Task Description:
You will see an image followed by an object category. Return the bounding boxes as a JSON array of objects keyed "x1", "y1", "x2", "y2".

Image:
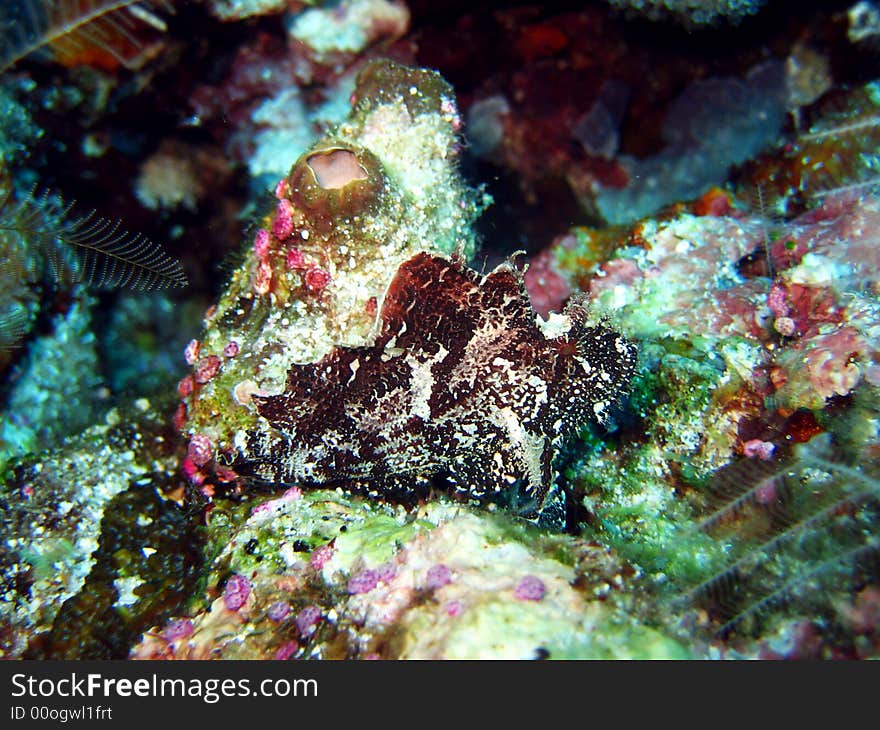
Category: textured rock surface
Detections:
[{"x1": 132, "y1": 491, "x2": 687, "y2": 660}]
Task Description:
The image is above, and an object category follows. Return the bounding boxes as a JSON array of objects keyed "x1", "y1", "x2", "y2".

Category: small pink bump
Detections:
[
  {"x1": 172, "y1": 402, "x2": 187, "y2": 432},
  {"x1": 310, "y1": 544, "x2": 334, "y2": 570},
  {"x1": 184, "y1": 338, "x2": 200, "y2": 365},
  {"x1": 743, "y1": 438, "x2": 775, "y2": 461},
  {"x1": 194, "y1": 355, "x2": 221, "y2": 384},
  {"x1": 181, "y1": 457, "x2": 204, "y2": 486},
  {"x1": 274, "y1": 178, "x2": 290, "y2": 200},
  {"x1": 275, "y1": 640, "x2": 299, "y2": 660},
  {"x1": 253, "y1": 228, "x2": 271, "y2": 259},
  {"x1": 267, "y1": 601, "x2": 291, "y2": 622},
  {"x1": 445, "y1": 600, "x2": 463, "y2": 617},
  {"x1": 305, "y1": 266, "x2": 331, "y2": 293},
  {"x1": 177, "y1": 375, "x2": 194, "y2": 398},
  {"x1": 768, "y1": 281, "x2": 789, "y2": 318},
  {"x1": 223, "y1": 574, "x2": 251, "y2": 611},
  {"x1": 273, "y1": 199, "x2": 294, "y2": 240},
  {"x1": 773, "y1": 316, "x2": 796, "y2": 337},
  {"x1": 376, "y1": 562, "x2": 397, "y2": 583},
  {"x1": 347, "y1": 569, "x2": 378, "y2": 595},
  {"x1": 425, "y1": 564, "x2": 452, "y2": 590},
  {"x1": 514, "y1": 575, "x2": 546, "y2": 601},
  {"x1": 254, "y1": 259, "x2": 273, "y2": 295},
  {"x1": 286, "y1": 247, "x2": 305, "y2": 270},
  {"x1": 295, "y1": 606, "x2": 322, "y2": 636},
  {"x1": 187, "y1": 433, "x2": 214, "y2": 467},
  {"x1": 162, "y1": 618, "x2": 194, "y2": 642},
  {"x1": 223, "y1": 340, "x2": 240, "y2": 358},
  {"x1": 214, "y1": 466, "x2": 239, "y2": 484}
]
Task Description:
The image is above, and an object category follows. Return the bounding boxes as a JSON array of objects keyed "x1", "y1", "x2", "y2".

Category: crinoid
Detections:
[
  {"x1": 0, "y1": 186, "x2": 187, "y2": 291},
  {"x1": 0, "y1": 0, "x2": 174, "y2": 73}
]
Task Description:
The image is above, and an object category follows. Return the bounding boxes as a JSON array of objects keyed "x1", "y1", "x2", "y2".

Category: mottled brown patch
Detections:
[{"x1": 236, "y1": 252, "x2": 637, "y2": 514}]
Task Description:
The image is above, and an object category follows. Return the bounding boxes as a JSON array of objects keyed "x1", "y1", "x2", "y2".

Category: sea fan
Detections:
[
  {"x1": 0, "y1": 186, "x2": 187, "y2": 290},
  {"x1": 0, "y1": 0, "x2": 174, "y2": 73}
]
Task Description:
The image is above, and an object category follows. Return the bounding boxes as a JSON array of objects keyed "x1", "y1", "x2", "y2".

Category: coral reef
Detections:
[
  {"x1": 288, "y1": 0, "x2": 410, "y2": 64},
  {"x1": 132, "y1": 491, "x2": 686, "y2": 659},
  {"x1": 739, "y1": 81, "x2": 880, "y2": 216},
  {"x1": 526, "y1": 182, "x2": 880, "y2": 651},
  {"x1": 179, "y1": 59, "x2": 490, "y2": 476},
  {"x1": 1, "y1": 298, "x2": 102, "y2": 460},
  {"x1": 0, "y1": 0, "x2": 877, "y2": 663},
  {"x1": 1, "y1": 398, "x2": 199, "y2": 659}
]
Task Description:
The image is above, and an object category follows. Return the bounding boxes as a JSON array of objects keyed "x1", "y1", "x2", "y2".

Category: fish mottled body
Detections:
[{"x1": 235, "y1": 252, "x2": 636, "y2": 512}]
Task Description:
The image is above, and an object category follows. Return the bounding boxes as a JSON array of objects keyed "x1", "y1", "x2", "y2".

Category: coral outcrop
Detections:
[{"x1": 179, "y1": 59, "x2": 490, "y2": 482}]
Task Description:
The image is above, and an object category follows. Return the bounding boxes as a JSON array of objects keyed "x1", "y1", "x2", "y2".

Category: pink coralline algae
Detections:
[
  {"x1": 177, "y1": 375, "x2": 194, "y2": 398},
  {"x1": 347, "y1": 569, "x2": 379, "y2": 595},
  {"x1": 286, "y1": 247, "x2": 305, "y2": 270},
  {"x1": 767, "y1": 281, "x2": 789, "y2": 318},
  {"x1": 445, "y1": 600, "x2": 464, "y2": 617},
  {"x1": 274, "y1": 640, "x2": 299, "y2": 661},
  {"x1": 223, "y1": 574, "x2": 251, "y2": 611},
  {"x1": 253, "y1": 228, "x2": 271, "y2": 259},
  {"x1": 194, "y1": 355, "x2": 222, "y2": 384},
  {"x1": 523, "y1": 248, "x2": 572, "y2": 317},
  {"x1": 425, "y1": 564, "x2": 452, "y2": 590},
  {"x1": 514, "y1": 575, "x2": 546, "y2": 601},
  {"x1": 173, "y1": 402, "x2": 188, "y2": 432},
  {"x1": 310, "y1": 543, "x2": 334, "y2": 570},
  {"x1": 249, "y1": 486, "x2": 302, "y2": 517},
  {"x1": 254, "y1": 259, "x2": 273, "y2": 295},
  {"x1": 375, "y1": 562, "x2": 397, "y2": 584},
  {"x1": 573, "y1": 190, "x2": 880, "y2": 414},
  {"x1": 295, "y1": 606, "x2": 322, "y2": 636},
  {"x1": 214, "y1": 466, "x2": 239, "y2": 483},
  {"x1": 304, "y1": 266, "x2": 331, "y2": 293},
  {"x1": 162, "y1": 618, "x2": 194, "y2": 643},
  {"x1": 267, "y1": 601, "x2": 291, "y2": 622},
  {"x1": 805, "y1": 330, "x2": 863, "y2": 400},
  {"x1": 187, "y1": 434, "x2": 214, "y2": 467},
  {"x1": 184, "y1": 338, "x2": 200, "y2": 365},
  {"x1": 272, "y1": 199, "x2": 295, "y2": 240},
  {"x1": 742, "y1": 439, "x2": 775, "y2": 461},
  {"x1": 181, "y1": 457, "x2": 205, "y2": 486}
]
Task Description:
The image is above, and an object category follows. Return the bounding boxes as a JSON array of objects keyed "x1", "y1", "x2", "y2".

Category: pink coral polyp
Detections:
[
  {"x1": 223, "y1": 574, "x2": 251, "y2": 611},
  {"x1": 253, "y1": 228, "x2": 271, "y2": 259},
  {"x1": 305, "y1": 267, "x2": 331, "y2": 293},
  {"x1": 273, "y1": 199, "x2": 295, "y2": 240},
  {"x1": 194, "y1": 355, "x2": 222, "y2": 384},
  {"x1": 187, "y1": 433, "x2": 214, "y2": 467}
]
